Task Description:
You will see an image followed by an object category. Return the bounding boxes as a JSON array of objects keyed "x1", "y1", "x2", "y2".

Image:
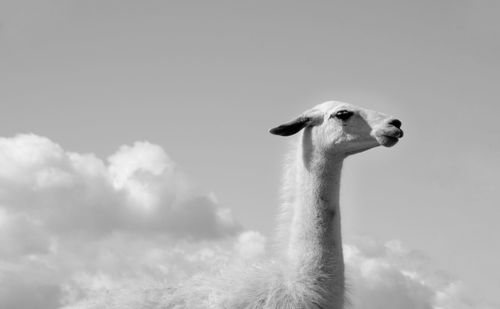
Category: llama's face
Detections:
[
  {"x1": 269, "y1": 101, "x2": 403, "y2": 157},
  {"x1": 314, "y1": 102, "x2": 404, "y2": 155}
]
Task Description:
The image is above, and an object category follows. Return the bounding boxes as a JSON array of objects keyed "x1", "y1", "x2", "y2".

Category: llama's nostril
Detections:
[{"x1": 388, "y1": 119, "x2": 402, "y2": 129}]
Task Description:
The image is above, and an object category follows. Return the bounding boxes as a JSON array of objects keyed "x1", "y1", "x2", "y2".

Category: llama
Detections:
[
  {"x1": 171, "y1": 101, "x2": 403, "y2": 309},
  {"x1": 64, "y1": 101, "x2": 403, "y2": 309},
  {"x1": 264, "y1": 101, "x2": 403, "y2": 308}
]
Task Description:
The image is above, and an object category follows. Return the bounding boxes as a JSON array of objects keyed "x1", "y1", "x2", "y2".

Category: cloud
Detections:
[
  {"x1": 0, "y1": 134, "x2": 240, "y2": 240},
  {"x1": 345, "y1": 238, "x2": 496, "y2": 309},
  {"x1": 0, "y1": 134, "x2": 494, "y2": 309},
  {"x1": 63, "y1": 237, "x2": 494, "y2": 309},
  {"x1": 235, "y1": 230, "x2": 267, "y2": 261},
  {"x1": 0, "y1": 134, "x2": 242, "y2": 309}
]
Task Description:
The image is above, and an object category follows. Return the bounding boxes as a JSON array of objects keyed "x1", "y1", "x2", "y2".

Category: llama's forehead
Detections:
[{"x1": 314, "y1": 101, "x2": 359, "y2": 113}]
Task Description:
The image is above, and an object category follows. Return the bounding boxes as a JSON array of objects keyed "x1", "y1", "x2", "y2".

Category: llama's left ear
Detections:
[{"x1": 269, "y1": 113, "x2": 322, "y2": 136}]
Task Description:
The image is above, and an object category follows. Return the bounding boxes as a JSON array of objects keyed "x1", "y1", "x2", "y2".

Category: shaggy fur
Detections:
[
  {"x1": 66, "y1": 101, "x2": 403, "y2": 309},
  {"x1": 165, "y1": 101, "x2": 403, "y2": 309}
]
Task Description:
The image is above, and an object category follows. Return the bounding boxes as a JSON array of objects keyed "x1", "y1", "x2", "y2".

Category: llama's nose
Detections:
[{"x1": 387, "y1": 118, "x2": 402, "y2": 129}]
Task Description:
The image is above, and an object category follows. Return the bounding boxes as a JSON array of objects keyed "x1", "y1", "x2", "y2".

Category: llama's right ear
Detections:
[{"x1": 269, "y1": 115, "x2": 320, "y2": 136}]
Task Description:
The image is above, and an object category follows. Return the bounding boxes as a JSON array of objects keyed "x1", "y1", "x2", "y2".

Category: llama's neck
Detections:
[{"x1": 284, "y1": 129, "x2": 345, "y2": 303}]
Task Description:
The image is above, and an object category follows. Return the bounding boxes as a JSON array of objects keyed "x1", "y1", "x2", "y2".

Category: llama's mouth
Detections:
[
  {"x1": 379, "y1": 135, "x2": 400, "y2": 147},
  {"x1": 376, "y1": 129, "x2": 404, "y2": 147}
]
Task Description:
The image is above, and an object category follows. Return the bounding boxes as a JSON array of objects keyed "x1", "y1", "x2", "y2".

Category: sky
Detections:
[{"x1": 0, "y1": 0, "x2": 499, "y2": 308}]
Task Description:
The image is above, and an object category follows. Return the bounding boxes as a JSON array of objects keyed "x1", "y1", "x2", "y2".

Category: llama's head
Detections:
[{"x1": 269, "y1": 101, "x2": 403, "y2": 157}]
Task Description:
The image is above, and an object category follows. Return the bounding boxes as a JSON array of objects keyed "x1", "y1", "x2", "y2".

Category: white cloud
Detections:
[
  {"x1": 0, "y1": 134, "x2": 242, "y2": 309},
  {"x1": 0, "y1": 134, "x2": 494, "y2": 309},
  {"x1": 235, "y1": 230, "x2": 267, "y2": 261},
  {"x1": 345, "y1": 238, "x2": 497, "y2": 309},
  {"x1": 0, "y1": 134, "x2": 240, "y2": 239},
  {"x1": 63, "y1": 237, "x2": 495, "y2": 309}
]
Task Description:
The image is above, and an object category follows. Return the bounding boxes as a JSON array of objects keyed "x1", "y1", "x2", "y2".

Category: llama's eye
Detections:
[{"x1": 332, "y1": 110, "x2": 353, "y2": 121}]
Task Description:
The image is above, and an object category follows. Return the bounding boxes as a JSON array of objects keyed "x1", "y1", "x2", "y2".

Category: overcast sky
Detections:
[{"x1": 1, "y1": 1, "x2": 499, "y2": 308}]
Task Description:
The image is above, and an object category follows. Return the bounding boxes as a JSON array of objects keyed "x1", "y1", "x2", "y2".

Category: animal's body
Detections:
[
  {"x1": 63, "y1": 101, "x2": 404, "y2": 309},
  {"x1": 171, "y1": 101, "x2": 404, "y2": 309}
]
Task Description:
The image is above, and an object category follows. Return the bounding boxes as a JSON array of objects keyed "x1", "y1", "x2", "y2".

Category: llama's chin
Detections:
[{"x1": 376, "y1": 135, "x2": 400, "y2": 147}]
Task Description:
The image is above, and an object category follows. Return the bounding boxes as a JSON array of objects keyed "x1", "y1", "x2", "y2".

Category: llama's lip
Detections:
[
  {"x1": 374, "y1": 127, "x2": 403, "y2": 147},
  {"x1": 385, "y1": 129, "x2": 404, "y2": 139},
  {"x1": 381, "y1": 135, "x2": 399, "y2": 146},
  {"x1": 382, "y1": 133, "x2": 403, "y2": 140}
]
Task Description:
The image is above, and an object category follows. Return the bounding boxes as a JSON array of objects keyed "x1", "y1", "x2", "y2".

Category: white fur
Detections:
[
  {"x1": 165, "y1": 101, "x2": 403, "y2": 309},
  {"x1": 66, "y1": 101, "x2": 403, "y2": 309}
]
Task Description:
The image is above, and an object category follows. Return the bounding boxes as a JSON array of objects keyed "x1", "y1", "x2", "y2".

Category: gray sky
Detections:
[{"x1": 1, "y1": 0, "x2": 499, "y2": 306}]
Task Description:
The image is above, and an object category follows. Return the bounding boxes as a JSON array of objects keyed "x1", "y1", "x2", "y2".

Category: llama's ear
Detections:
[{"x1": 269, "y1": 115, "x2": 321, "y2": 136}]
